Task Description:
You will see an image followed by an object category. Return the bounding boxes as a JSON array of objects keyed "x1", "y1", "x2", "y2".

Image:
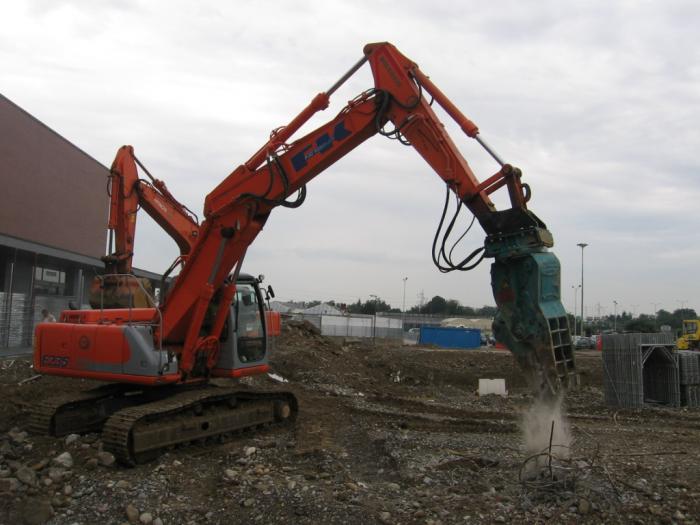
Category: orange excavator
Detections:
[{"x1": 31, "y1": 42, "x2": 576, "y2": 464}]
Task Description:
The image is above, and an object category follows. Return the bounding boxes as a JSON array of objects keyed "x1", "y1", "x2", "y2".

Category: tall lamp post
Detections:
[
  {"x1": 577, "y1": 243, "x2": 588, "y2": 336},
  {"x1": 651, "y1": 302, "x2": 660, "y2": 317},
  {"x1": 401, "y1": 277, "x2": 408, "y2": 330},
  {"x1": 571, "y1": 284, "x2": 581, "y2": 336},
  {"x1": 613, "y1": 300, "x2": 618, "y2": 332},
  {"x1": 370, "y1": 294, "x2": 378, "y2": 342}
]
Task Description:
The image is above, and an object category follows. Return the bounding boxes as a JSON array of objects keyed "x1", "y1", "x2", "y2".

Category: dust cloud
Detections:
[{"x1": 521, "y1": 395, "x2": 571, "y2": 472}]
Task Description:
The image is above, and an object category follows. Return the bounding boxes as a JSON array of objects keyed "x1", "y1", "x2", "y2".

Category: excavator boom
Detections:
[{"x1": 161, "y1": 42, "x2": 576, "y2": 391}]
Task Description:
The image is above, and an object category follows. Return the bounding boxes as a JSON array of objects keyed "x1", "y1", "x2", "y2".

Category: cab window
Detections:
[{"x1": 234, "y1": 283, "x2": 265, "y2": 362}]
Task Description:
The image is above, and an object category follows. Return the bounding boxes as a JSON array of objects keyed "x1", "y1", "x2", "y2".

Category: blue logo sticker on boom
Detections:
[{"x1": 291, "y1": 120, "x2": 352, "y2": 171}]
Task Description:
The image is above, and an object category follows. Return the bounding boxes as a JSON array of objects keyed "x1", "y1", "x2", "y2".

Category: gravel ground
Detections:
[{"x1": 0, "y1": 324, "x2": 699, "y2": 525}]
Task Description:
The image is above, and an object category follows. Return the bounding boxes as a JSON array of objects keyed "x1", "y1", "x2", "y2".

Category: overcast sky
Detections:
[{"x1": 3, "y1": 0, "x2": 698, "y2": 316}]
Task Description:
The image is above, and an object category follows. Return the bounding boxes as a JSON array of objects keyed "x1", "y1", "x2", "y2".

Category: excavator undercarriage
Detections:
[{"x1": 29, "y1": 384, "x2": 297, "y2": 465}]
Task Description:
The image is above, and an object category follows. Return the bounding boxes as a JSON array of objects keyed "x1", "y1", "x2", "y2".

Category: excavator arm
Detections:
[
  {"x1": 93, "y1": 146, "x2": 201, "y2": 309},
  {"x1": 105, "y1": 145, "x2": 200, "y2": 275},
  {"x1": 158, "y1": 42, "x2": 576, "y2": 393}
]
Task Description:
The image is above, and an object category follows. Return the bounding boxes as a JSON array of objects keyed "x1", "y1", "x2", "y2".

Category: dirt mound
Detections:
[{"x1": 284, "y1": 319, "x2": 322, "y2": 336}]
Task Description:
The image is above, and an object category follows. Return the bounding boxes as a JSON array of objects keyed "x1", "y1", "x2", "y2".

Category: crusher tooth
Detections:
[{"x1": 29, "y1": 386, "x2": 297, "y2": 465}]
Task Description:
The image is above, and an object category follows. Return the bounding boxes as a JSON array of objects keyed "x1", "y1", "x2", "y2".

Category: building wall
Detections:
[
  {"x1": 0, "y1": 95, "x2": 166, "y2": 350},
  {"x1": 0, "y1": 94, "x2": 108, "y2": 258}
]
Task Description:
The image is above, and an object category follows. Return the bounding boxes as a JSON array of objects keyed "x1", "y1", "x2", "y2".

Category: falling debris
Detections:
[{"x1": 520, "y1": 395, "x2": 572, "y2": 478}]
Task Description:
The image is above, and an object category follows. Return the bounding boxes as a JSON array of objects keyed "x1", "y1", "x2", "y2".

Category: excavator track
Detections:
[
  {"x1": 102, "y1": 387, "x2": 297, "y2": 466},
  {"x1": 27, "y1": 384, "x2": 137, "y2": 437}
]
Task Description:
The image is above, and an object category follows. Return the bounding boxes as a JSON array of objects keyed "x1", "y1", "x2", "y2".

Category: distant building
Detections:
[
  {"x1": 269, "y1": 301, "x2": 343, "y2": 316},
  {"x1": 0, "y1": 94, "x2": 160, "y2": 350},
  {"x1": 301, "y1": 303, "x2": 343, "y2": 316},
  {"x1": 270, "y1": 301, "x2": 303, "y2": 313},
  {"x1": 440, "y1": 317, "x2": 493, "y2": 332}
]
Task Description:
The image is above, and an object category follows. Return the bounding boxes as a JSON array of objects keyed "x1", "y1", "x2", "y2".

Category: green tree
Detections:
[
  {"x1": 406, "y1": 299, "x2": 494, "y2": 316},
  {"x1": 624, "y1": 317, "x2": 657, "y2": 333},
  {"x1": 347, "y1": 299, "x2": 363, "y2": 314},
  {"x1": 424, "y1": 295, "x2": 447, "y2": 314},
  {"x1": 347, "y1": 297, "x2": 392, "y2": 315},
  {"x1": 656, "y1": 308, "x2": 698, "y2": 331},
  {"x1": 475, "y1": 305, "x2": 498, "y2": 317},
  {"x1": 675, "y1": 308, "x2": 698, "y2": 321},
  {"x1": 461, "y1": 305, "x2": 476, "y2": 316},
  {"x1": 445, "y1": 299, "x2": 462, "y2": 315}
]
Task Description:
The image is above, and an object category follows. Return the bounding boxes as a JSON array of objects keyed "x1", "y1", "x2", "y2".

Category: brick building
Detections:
[{"x1": 0, "y1": 94, "x2": 159, "y2": 350}]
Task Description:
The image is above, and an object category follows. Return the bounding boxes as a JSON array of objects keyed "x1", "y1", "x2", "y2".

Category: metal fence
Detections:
[
  {"x1": 601, "y1": 332, "x2": 679, "y2": 409},
  {"x1": 2, "y1": 300, "x2": 406, "y2": 349},
  {"x1": 678, "y1": 351, "x2": 700, "y2": 407},
  {"x1": 0, "y1": 292, "x2": 77, "y2": 348},
  {"x1": 287, "y1": 313, "x2": 404, "y2": 340}
]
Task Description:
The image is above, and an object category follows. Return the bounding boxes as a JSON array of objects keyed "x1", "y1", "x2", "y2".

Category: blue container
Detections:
[{"x1": 419, "y1": 326, "x2": 481, "y2": 349}]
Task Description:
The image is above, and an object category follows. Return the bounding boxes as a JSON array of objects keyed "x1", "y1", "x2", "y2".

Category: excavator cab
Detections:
[{"x1": 212, "y1": 273, "x2": 271, "y2": 377}]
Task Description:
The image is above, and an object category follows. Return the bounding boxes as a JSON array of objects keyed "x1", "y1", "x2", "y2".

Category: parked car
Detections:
[
  {"x1": 574, "y1": 337, "x2": 595, "y2": 350},
  {"x1": 479, "y1": 334, "x2": 496, "y2": 346}
]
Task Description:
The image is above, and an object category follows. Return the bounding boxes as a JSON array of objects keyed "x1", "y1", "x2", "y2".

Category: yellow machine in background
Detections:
[{"x1": 678, "y1": 320, "x2": 700, "y2": 350}]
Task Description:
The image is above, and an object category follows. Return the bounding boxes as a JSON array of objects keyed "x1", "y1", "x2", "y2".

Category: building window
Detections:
[{"x1": 34, "y1": 266, "x2": 67, "y2": 295}]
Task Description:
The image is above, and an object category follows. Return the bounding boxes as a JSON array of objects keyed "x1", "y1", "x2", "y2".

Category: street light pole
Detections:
[
  {"x1": 651, "y1": 302, "x2": 660, "y2": 316},
  {"x1": 577, "y1": 243, "x2": 588, "y2": 336},
  {"x1": 402, "y1": 277, "x2": 408, "y2": 314},
  {"x1": 613, "y1": 300, "x2": 618, "y2": 332},
  {"x1": 402, "y1": 277, "x2": 408, "y2": 332},
  {"x1": 571, "y1": 284, "x2": 580, "y2": 336},
  {"x1": 370, "y1": 294, "x2": 378, "y2": 342}
]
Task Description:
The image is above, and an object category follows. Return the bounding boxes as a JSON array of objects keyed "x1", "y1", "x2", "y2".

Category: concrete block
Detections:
[{"x1": 478, "y1": 378, "x2": 507, "y2": 397}]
